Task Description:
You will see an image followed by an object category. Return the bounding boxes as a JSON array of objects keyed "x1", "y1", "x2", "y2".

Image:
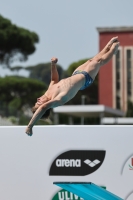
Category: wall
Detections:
[{"x1": 0, "y1": 125, "x2": 133, "y2": 200}]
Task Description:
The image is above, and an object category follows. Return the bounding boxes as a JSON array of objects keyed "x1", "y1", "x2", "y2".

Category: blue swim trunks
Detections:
[{"x1": 72, "y1": 70, "x2": 93, "y2": 90}]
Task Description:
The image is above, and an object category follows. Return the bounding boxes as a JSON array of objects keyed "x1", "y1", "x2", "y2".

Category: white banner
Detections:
[{"x1": 0, "y1": 125, "x2": 133, "y2": 200}]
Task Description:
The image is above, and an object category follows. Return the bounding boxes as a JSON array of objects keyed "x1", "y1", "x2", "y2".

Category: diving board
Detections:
[{"x1": 54, "y1": 182, "x2": 123, "y2": 200}]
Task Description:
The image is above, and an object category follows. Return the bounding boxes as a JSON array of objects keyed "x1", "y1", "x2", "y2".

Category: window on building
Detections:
[
  {"x1": 116, "y1": 50, "x2": 120, "y2": 69},
  {"x1": 126, "y1": 49, "x2": 132, "y2": 97},
  {"x1": 115, "y1": 50, "x2": 121, "y2": 109},
  {"x1": 116, "y1": 96, "x2": 120, "y2": 109},
  {"x1": 115, "y1": 50, "x2": 120, "y2": 91}
]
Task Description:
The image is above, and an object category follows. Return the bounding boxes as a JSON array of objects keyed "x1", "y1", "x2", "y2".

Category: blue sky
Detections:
[{"x1": 0, "y1": 0, "x2": 133, "y2": 76}]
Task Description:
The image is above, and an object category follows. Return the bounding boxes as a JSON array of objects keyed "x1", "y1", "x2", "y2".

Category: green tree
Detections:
[
  {"x1": 0, "y1": 15, "x2": 39, "y2": 67},
  {"x1": 0, "y1": 76, "x2": 46, "y2": 111},
  {"x1": 25, "y1": 63, "x2": 68, "y2": 86},
  {"x1": 10, "y1": 66, "x2": 23, "y2": 75}
]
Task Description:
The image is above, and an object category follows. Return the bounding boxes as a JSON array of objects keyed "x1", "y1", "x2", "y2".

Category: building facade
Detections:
[{"x1": 97, "y1": 27, "x2": 133, "y2": 112}]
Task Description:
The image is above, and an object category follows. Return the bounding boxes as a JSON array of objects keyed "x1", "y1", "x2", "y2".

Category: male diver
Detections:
[{"x1": 26, "y1": 37, "x2": 119, "y2": 136}]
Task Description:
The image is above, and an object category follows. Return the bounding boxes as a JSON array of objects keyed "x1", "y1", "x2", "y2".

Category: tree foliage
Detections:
[
  {"x1": 25, "y1": 63, "x2": 68, "y2": 86},
  {"x1": 0, "y1": 76, "x2": 46, "y2": 109},
  {"x1": 0, "y1": 15, "x2": 39, "y2": 67}
]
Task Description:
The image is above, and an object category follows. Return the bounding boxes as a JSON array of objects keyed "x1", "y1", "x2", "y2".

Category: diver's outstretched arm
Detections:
[{"x1": 25, "y1": 99, "x2": 60, "y2": 136}]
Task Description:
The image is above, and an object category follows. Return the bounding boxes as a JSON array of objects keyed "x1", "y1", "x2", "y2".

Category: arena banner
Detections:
[{"x1": 0, "y1": 125, "x2": 133, "y2": 200}]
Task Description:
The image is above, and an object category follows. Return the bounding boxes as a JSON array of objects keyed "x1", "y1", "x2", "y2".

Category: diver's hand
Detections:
[
  {"x1": 25, "y1": 126, "x2": 33, "y2": 136},
  {"x1": 51, "y1": 57, "x2": 58, "y2": 64}
]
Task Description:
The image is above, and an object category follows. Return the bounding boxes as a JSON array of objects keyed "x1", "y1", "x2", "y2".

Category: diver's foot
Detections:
[
  {"x1": 111, "y1": 41, "x2": 120, "y2": 55},
  {"x1": 106, "y1": 36, "x2": 119, "y2": 52}
]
